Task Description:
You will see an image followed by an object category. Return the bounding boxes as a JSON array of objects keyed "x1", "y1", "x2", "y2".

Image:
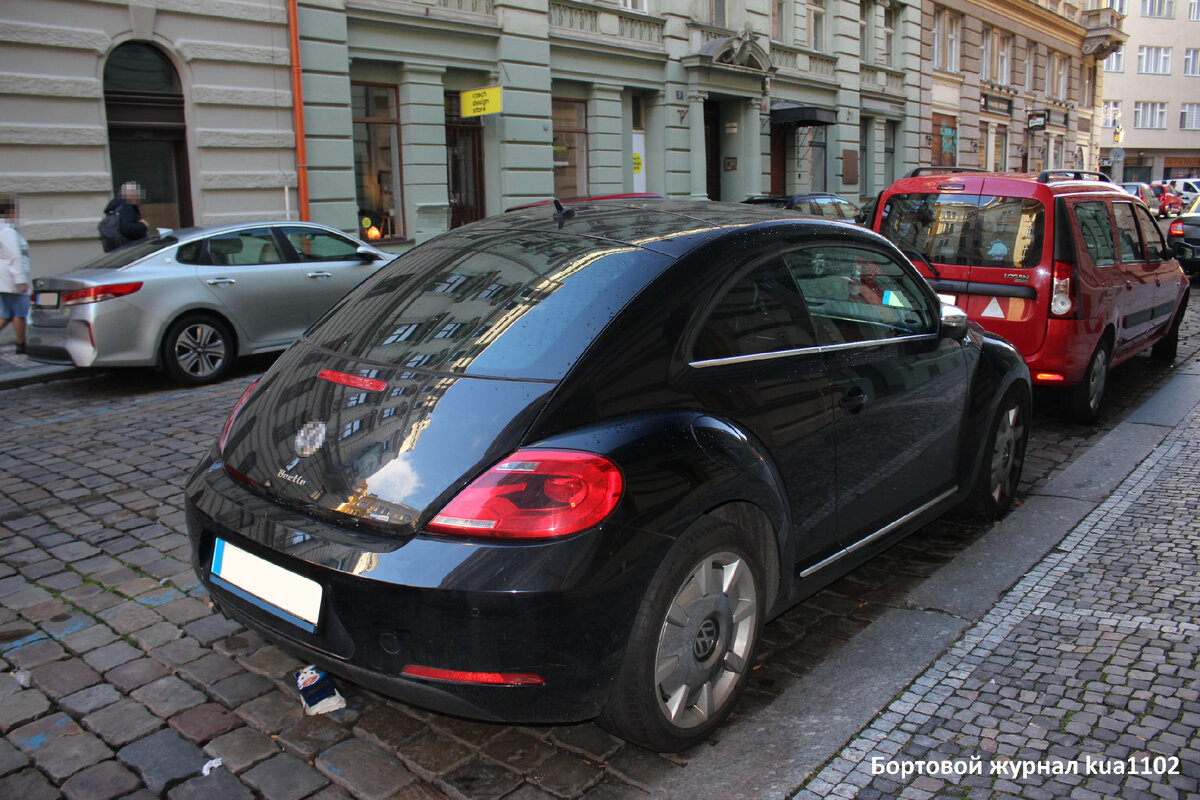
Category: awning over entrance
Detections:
[{"x1": 770, "y1": 101, "x2": 836, "y2": 126}]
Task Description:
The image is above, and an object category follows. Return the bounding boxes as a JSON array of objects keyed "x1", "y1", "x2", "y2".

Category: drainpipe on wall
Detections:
[{"x1": 287, "y1": 0, "x2": 310, "y2": 221}]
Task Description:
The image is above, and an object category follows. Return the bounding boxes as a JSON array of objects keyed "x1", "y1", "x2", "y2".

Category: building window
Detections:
[
  {"x1": 1105, "y1": 47, "x2": 1124, "y2": 72},
  {"x1": 1140, "y1": 0, "x2": 1175, "y2": 15},
  {"x1": 1186, "y1": 49, "x2": 1200, "y2": 75},
  {"x1": 1108, "y1": 0, "x2": 1127, "y2": 11},
  {"x1": 1138, "y1": 46, "x2": 1172, "y2": 73},
  {"x1": 997, "y1": 33, "x2": 1012, "y2": 84},
  {"x1": 1182, "y1": 103, "x2": 1200, "y2": 129},
  {"x1": 933, "y1": 8, "x2": 961, "y2": 72},
  {"x1": 352, "y1": 83, "x2": 404, "y2": 241},
  {"x1": 1102, "y1": 100, "x2": 1122, "y2": 127},
  {"x1": 993, "y1": 126, "x2": 1009, "y2": 171},
  {"x1": 620, "y1": 0, "x2": 647, "y2": 10},
  {"x1": 710, "y1": 0, "x2": 726, "y2": 26},
  {"x1": 809, "y1": 0, "x2": 826, "y2": 51},
  {"x1": 1133, "y1": 101, "x2": 1168, "y2": 127},
  {"x1": 860, "y1": 1, "x2": 870, "y2": 62},
  {"x1": 772, "y1": 0, "x2": 787, "y2": 40},
  {"x1": 552, "y1": 99, "x2": 588, "y2": 198},
  {"x1": 1190, "y1": 0, "x2": 1199, "y2": 19},
  {"x1": 981, "y1": 28, "x2": 993, "y2": 81},
  {"x1": 1025, "y1": 46, "x2": 1037, "y2": 91},
  {"x1": 883, "y1": 6, "x2": 897, "y2": 67}
]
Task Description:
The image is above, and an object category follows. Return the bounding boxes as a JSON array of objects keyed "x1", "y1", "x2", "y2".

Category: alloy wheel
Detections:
[{"x1": 174, "y1": 322, "x2": 228, "y2": 378}]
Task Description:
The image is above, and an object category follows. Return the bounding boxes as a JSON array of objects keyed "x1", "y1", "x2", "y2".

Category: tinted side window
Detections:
[
  {"x1": 207, "y1": 229, "x2": 283, "y2": 267},
  {"x1": 281, "y1": 227, "x2": 361, "y2": 262},
  {"x1": 176, "y1": 241, "x2": 202, "y2": 264},
  {"x1": 785, "y1": 245, "x2": 936, "y2": 344},
  {"x1": 1112, "y1": 203, "x2": 1144, "y2": 262},
  {"x1": 693, "y1": 263, "x2": 814, "y2": 362},
  {"x1": 1074, "y1": 202, "x2": 1116, "y2": 266}
]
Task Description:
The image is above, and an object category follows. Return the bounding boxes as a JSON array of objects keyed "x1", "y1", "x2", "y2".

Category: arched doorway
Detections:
[{"x1": 104, "y1": 42, "x2": 193, "y2": 230}]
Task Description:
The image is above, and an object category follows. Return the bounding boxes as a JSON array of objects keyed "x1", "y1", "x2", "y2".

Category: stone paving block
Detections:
[
  {"x1": 60, "y1": 759, "x2": 143, "y2": 800},
  {"x1": 169, "y1": 702, "x2": 241, "y2": 745},
  {"x1": 83, "y1": 639, "x2": 142, "y2": 673},
  {"x1": 235, "y1": 691, "x2": 305, "y2": 734},
  {"x1": 0, "y1": 767, "x2": 61, "y2": 800},
  {"x1": 131, "y1": 675, "x2": 207, "y2": 718},
  {"x1": 0, "y1": 670, "x2": 20, "y2": 700},
  {"x1": 548, "y1": 724, "x2": 622, "y2": 761},
  {"x1": 208, "y1": 670, "x2": 274, "y2": 708},
  {"x1": 242, "y1": 752, "x2": 329, "y2": 800},
  {"x1": 84, "y1": 698, "x2": 165, "y2": 747},
  {"x1": 30, "y1": 656, "x2": 100, "y2": 699},
  {"x1": 150, "y1": 636, "x2": 206, "y2": 667},
  {"x1": 277, "y1": 714, "x2": 351, "y2": 760},
  {"x1": 526, "y1": 752, "x2": 603, "y2": 798},
  {"x1": 129, "y1": 620, "x2": 182, "y2": 650},
  {"x1": 9, "y1": 711, "x2": 113, "y2": 781},
  {"x1": 315, "y1": 738, "x2": 413, "y2": 800},
  {"x1": 61, "y1": 622, "x2": 119, "y2": 655},
  {"x1": 5, "y1": 637, "x2": 63, "y2": 669},
  {"x1": 400, "y1": 732, "x2": 474, "y2": 780},
  {"x1": 105, "y1": 657, "x2": 170, "y2": 693},
  {"x1": 0, "y1": 689, "x2": 51, "y2": 733},
  {"x1": 117, "y1": 728, "x2": 206, "y2": 794},
  {"x1": 183, "y1": 614, "x2": 242, "y2": 646},
  {"x1": 156, "y1": 597, "x2": 211, "y2": 626},
  {"x1": 167, "y1": 766, "x2": 255, "y2": 800},
  {"x1": 0, "y1": 585, "x2": 53, "y2": 610},
  {"x1": 213, "y1": 629, "x2": 265, "y2": 658},
  {"x1": 38, "y1": 571, "x2": 82, "y2": 592},
  {"x1": 177, "y1": 651, "x2": 240, "y2": 686},
  {"x1": 39, "y1": 609, "x2": 94, "y2": 640},
  {"x1": 442, "y1": 757, "x2": 524, "y2": 800},
  {"x1": 20, "y1": 559, "x2": 65, "y2": 580},
  {"x1": 0, "y1": 737, "x2": 29, "y2": 777},
  {"x1": 61, "y1": 682, "x2": 122, "y2": 716},
  {"x1": 354, "y1": 705, "x2": 428, "y2": 753},
  {"x1": 97, "y1": 601, "x2": 161, "y2": 635},
  {"x1": 481, "y1": 729, "x2": 557, "y2": 772},
  {"x1": 239, "y1": 644, "x2": 303, "y2": 679},
  {"x1": 203, "y1": 727, "x2": 280, "y2": 773},
  {"x1": 60, "y1": 582, "x2": 122, "y2": 614}
]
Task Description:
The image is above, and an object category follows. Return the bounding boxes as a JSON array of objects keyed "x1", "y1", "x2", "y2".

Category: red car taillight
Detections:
[
  {"x1": 219, "y1": 378, "x2": 260, "y2": 453},
  {"x1": 1050, "y1": 261, "x2": 1075, "y2": 317},
  {"x1": 62, "y1": 282, "x2": 143, "y2": 306},
  {"x1": 425, "y1": 449, "x2": 623, "y2": 539},
  {"x1": 1169, "y1": 220, "x2": 1184, "y2": 237}
]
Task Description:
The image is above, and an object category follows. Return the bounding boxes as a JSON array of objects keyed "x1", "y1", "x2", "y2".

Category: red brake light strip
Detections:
[{"x1": 318, "y1": 369, "x2": 387, "y2": 392}]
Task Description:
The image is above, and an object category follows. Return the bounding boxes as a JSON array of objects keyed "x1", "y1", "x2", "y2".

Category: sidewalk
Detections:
[
  {"x1": 0, "y1": 324, "x2": 81, "y2": 390},
  {"x1": 652, "y1": 363, "x2": 1200, "y2": 799}
]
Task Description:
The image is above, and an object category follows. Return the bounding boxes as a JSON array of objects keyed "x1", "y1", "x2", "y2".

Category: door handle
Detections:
[
  {"x1": 839, "y1": 388, "x2": 867, "y2": 414},
  {"x1": 308, "y1": 272, "x2": 333, "y2": 279},
  {"x1": 205, "y1": 278, "x2": 236, "y2": 287}
]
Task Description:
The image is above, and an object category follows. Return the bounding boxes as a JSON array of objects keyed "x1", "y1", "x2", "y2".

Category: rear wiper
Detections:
[{"x1": 902, "y1": 249, "x2": 940, "y2": 278}]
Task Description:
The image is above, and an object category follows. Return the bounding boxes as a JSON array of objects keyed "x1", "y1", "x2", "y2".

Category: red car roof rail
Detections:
[
  {"x1": 903, "y1": 166, "x2": 989, "y2": 178},
  {"x1": 1037, "y1": 170, "x2": 1112, "y2": 184}
]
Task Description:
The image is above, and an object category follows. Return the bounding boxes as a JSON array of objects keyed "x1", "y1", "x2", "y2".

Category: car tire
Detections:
[
  {"x1": 162, "y1": 314, "x2": 235, "y2": 386},
  {"x1": 1066, "y1": 340, "x2": 1109, "y2": 424},
  {"x1": 599, "y1": 517, "x2": 765, "y2": 752},
  {"x1": 1151, "y1": 300, "x2": 1187, "y2": 364},
  {"x1": 963, "y1": 384, "x2": 1029, "y2": 520}
]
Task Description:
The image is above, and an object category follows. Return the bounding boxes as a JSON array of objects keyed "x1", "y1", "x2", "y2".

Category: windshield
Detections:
[
  {"x1": 78, "y1": 236, "x2": 177, "y2": 270},
  {"x1": 877, "y1": 194, "x2": 1044, "y2": 268}
]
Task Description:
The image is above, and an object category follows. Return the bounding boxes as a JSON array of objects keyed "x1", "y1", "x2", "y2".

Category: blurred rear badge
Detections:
[{"x1": 294, "y1": 421, "x2": 327, "y2": 458}]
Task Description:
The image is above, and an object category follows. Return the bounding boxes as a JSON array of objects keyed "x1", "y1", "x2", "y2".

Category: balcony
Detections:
[{"x1": 1080, "y1": 7, "x2": 1127, "y2": 61}]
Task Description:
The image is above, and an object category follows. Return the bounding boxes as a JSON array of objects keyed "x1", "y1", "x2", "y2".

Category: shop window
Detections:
[{"x1": 352, "y1": 83, "x2": 405, "y2": 242}]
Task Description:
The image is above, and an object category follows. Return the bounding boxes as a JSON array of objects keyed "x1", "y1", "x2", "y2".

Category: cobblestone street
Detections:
[{"x1": 0, "y1": 300, "x2": 1197, "y2": 800}]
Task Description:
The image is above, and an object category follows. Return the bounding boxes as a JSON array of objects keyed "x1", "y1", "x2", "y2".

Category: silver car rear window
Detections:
[{"x1": 78, "y1": 236, "x2": 178, "y2": 269}]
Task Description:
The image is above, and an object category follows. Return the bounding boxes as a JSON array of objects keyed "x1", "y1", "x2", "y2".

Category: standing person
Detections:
[
  {"x1": 99, "y1": 181, "x2": 150, "y2": 252},
  {"x1": 0, "y1": 195, "x2": 30, "y2": 355}
]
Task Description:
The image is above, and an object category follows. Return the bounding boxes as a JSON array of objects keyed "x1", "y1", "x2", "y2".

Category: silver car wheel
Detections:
[
  {"x1": 174, "y1": 322, "x2": 228, "y2": 378},
  {"x1": 654, "y1": 551, "x2": 758, "y2": 730}
]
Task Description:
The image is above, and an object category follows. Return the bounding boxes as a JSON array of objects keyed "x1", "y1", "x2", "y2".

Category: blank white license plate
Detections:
[
  {"x1": 210, "y1": 538, "x2": 322, "y2": 632},
  {"x1": 34, "y1": 292, "x2": 59, "y2": 308}
]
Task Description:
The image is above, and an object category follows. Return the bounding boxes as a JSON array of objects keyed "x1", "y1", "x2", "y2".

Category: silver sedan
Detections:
[{"x1": 28, "y1": 221, "x2": 398, "y2": 385}]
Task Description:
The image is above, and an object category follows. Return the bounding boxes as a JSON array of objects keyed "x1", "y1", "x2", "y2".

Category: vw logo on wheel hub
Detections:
[
  {"x1": 294, "y1": 421, "x2": 327, "y2": 458},
  {"x1": 693, "y1": 617, "x2": 720, "y2": 661}
]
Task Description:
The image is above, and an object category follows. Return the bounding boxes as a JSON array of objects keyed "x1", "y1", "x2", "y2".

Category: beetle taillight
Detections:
[{"x1": 425, "y1": 450, "x2": 623, "y2": 539}]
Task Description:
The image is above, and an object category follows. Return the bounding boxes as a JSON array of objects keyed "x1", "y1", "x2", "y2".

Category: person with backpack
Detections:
[{"x1": 99, "y1": 181, "x2": 150, "y2": 252}]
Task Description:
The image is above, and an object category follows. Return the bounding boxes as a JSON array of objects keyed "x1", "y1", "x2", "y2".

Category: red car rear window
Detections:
[{"x1": 877, "y1": 194, "x2": 1045, "y2": 269}]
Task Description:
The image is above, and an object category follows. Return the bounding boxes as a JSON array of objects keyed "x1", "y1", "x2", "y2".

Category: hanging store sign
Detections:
[{"x1": 460, "y1": 86, "x2": 502, "y2": 118}]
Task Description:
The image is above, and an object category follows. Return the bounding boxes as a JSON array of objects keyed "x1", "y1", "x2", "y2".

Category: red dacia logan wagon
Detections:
[{"x1": 867, "y1": 168, "x2": 1190, "y2": 422}]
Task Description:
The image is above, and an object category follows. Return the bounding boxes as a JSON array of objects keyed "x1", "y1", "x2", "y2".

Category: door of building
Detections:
[{"x1": 445, "y1": 93, "x2": 485, "y2": 228}]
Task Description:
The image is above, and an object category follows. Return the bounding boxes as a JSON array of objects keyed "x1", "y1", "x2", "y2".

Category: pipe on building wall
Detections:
[{"x1": 287, "y1": 0, "x2": 310, "y2": 221}]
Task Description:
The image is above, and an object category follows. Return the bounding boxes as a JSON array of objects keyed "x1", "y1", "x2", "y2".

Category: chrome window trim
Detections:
[
  {"x1": 688, "y1": 332, "x2": 939, "y2": 369},
  {"x1": 799, "y1": 487, "x2": 957, "y2": 579}
]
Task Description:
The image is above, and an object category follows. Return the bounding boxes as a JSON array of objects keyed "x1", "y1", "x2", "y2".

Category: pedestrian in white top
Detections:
[{"x1": 0, "y1": 196, "x2": 31, "y2": 354}]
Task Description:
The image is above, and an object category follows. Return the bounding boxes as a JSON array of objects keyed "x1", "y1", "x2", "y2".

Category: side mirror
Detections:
[
  {"x1": 940, "y1": 303, "x2": 969, "y2": 339},
  {"x1": 1172, "y1": 241, "x2": 1195, "y2": 262},
  {"x1": 356, "y1": 246, "x2": 383, "y2": 263}
]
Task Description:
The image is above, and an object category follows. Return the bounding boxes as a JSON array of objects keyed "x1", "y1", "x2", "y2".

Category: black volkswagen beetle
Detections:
[{"x1": 186, "y1": 198, "x2": 1030, "y2": 752}]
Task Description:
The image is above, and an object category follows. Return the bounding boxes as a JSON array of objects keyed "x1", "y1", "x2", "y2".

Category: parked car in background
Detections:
[
  {"x1": 742, "y1": 192, "x2": 862, "y2": 221},
  {"x1": 1164, "y1": 178, "x2": 1200, "y2": 208},
  {"x1": 867, "y1": 168, "x2": 1191, "y2": 422},
  {"x1": 1168, "y1": 212, "x2": 1200, "y2": 275},
  {"x1": 1150, "y1": 183, "x2": 1185, "y2": 217},
  {"x1": 186, "y1": 198, "x2": 1030, "y2": 752},
  {"x1": 27, "y1": 221, "x2": 398, "y2": 385}
]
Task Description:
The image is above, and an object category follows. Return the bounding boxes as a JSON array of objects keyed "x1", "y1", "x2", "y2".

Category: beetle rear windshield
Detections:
[
  {"x1": 303, "y1": 229, "x2": 669, "y2": 380},
  {"x1": 878, "y1": 194, "x2": 1045, "y2": 268}
]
